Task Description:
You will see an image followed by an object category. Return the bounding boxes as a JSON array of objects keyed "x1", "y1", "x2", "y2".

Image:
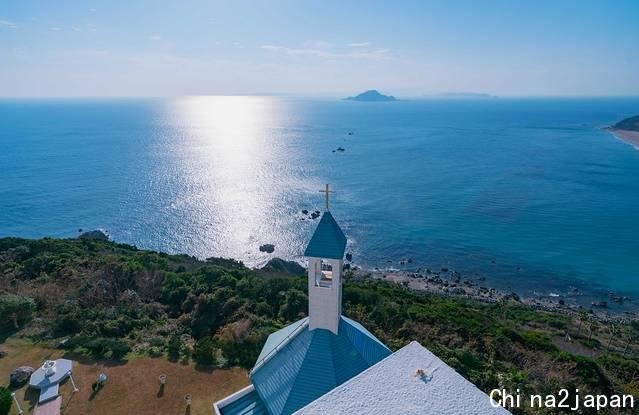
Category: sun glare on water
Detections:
[{"x1": 160, "y1": 96, "x2": 300, "y2": 264}]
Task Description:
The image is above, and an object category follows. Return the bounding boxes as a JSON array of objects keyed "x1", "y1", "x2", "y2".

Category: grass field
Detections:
[{"x1": 1, "y1": 338, "x2": 250, "y2": 415}]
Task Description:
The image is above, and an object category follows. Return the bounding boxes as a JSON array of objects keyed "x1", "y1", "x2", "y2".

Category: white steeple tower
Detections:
[{"x1": 304, "y1": 184, "x2": 347, "y2": 334}]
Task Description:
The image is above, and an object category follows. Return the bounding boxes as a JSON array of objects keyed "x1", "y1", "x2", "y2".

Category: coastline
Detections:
[
  {"x1": 351, "y1": 266, "x2": 638, "y2": 321},
  {"x1": 605, "y1": 127, "x2": 639, "y2": 149}
]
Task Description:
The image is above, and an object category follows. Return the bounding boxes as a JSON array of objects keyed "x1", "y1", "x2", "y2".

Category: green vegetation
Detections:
[
  {"x1": 613, "y1": 114, "x2": 639, "y2": 132},
  {"x1": 1, "y1": 237, "x2": 638, "y2": 414},
  {"x1": 0, "y1": 386, "x2": 11, "y2": 415},
  {"x1": 0, "y1": 294, "x2": 35, "y2": 332}
]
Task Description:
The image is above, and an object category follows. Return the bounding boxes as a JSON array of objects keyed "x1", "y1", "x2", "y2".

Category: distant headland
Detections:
[
  {"x1": 605, "y1": 114, "x2": 639, "y2": 148},
  {"x1": 344, "y1": 90, "x2": 397, "y2": 102}
]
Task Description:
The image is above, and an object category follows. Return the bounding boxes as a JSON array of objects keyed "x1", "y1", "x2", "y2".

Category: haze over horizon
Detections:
[{"x1": 1, "y1": 0, "x2": 639, "y2": 98}]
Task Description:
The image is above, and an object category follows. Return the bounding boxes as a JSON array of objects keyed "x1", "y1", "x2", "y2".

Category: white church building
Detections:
[{"x1": 214, "y1": 187, "x2": 510, "y2": 415}]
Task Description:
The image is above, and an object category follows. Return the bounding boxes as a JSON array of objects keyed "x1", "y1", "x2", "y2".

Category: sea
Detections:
[{"x1": 1, "y1": 97, "x2": 638, "y2": 309}]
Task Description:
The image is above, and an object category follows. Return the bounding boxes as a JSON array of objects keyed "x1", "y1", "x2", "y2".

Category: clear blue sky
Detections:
[{"x1": 1, "y1": 0, "x2": 638, "y2": 97}]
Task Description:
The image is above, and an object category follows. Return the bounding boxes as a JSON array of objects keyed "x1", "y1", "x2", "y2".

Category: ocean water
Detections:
[{"x1": 1, "y1": 97, "x2": 639, "y2": 307}]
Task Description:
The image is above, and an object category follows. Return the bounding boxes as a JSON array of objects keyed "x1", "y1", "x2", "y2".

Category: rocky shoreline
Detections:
[
  {"x1": 76, "y1": 229, "x2": 637, "y2": 322},
  {"x1": 351, "y1": 266, "x2": 637, "y2": 322}
]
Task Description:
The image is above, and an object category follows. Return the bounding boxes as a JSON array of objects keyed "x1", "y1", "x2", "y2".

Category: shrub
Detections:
[
  {"x1": 193, "y1": 337, "x2": 217, "y2": 366},
  {"x1": 0, "y1": 294, "x2": 36, "y2": 332},
  {"x1": 278, "y1": 289, "x2": 307, "y2": 321},
  {"x1": 0, "y1": 387, "x2": 11, "y2": 415},
  {"x1": 167, "y1": 334, "x2": 181, "y2": 360},
  {"x1": 66, "y1": 336, "x2": 130, "y2": 359},
  {"x1": 519, "y1": 330, "x2": 557, "y2": 352}
]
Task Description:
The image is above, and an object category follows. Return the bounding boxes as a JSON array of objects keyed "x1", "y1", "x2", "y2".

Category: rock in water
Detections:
[
  {"x1": 79, "y1": 230, "x2": 108, "y2": 241},
  {"x1": 0, "y1": 350, "x2": 6, "y2": 358},
  {"x1": 10, "y1": 366, "x2": 34, "y2": 387},
  {"x1": 261, "y1": 258, "x2": 305, "y2": 275},
  {"x1": 259, "y1": 244, "x2": 275, "y2": 253}
]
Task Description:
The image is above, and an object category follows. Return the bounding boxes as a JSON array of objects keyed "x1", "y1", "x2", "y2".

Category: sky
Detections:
[{"x1": 1, "y1": 0, "x2": 638, "y2": 97}]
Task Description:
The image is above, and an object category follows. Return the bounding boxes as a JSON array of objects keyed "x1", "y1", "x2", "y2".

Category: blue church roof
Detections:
[
  {"x1": 303, "y1": 211, "x2": 347, "y2": 260},
  {"x1": 249, "y1": 316, "x2": 391, "y2": 415}
]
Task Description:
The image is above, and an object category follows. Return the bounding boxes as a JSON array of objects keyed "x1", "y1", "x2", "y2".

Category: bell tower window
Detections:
[{"x1": 314, "y1": 260, "x2": 333, "y2": 288}]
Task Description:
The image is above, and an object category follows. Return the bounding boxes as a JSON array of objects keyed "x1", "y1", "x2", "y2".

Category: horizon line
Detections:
[{"x1": 2, "y1": 94, "x2": 639, "y2": 100}]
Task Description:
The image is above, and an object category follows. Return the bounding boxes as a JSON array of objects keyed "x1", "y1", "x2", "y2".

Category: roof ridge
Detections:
[
  {"x1": 279, "y1": 330, "x2": 316, "y2": 414},
  {"x1": 251, "y1": 318, "x2": 308, "y2": 375},
  {"x1": 328, "y1": 331, "x2": 339, "y2": 386},
  {"x1": 340, "y1": 316, "x2": 391, "y2": 351}
]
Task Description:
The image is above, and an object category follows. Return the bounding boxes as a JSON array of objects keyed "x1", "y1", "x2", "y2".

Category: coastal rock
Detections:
[
  {"x1": 259, "y1": 244, "x2": 275, "y2": 254},
  {"x1": 0, "y1": 350, "x2": 6, "y2": 358},
  {"x1": 608, "y1": 293, "x2": 626, "y2": 304},
  {"x1": 10, "y1": 366, "x2": 34, "y2": 387},
  {"x1": 260, "y1": 258, "x2": 304, "y2": 275},
  {"x1": 301, "y1": 209, "x2": 308, "y2": 215},
  {"x1": 345, "y1": 253, "x2": 353, "y2": 262},
  {"x1": 79, "y1": 230, "x2": 108, "y2": 241},
  {"x1": 310, "y1": 212, "x2": 320, "y2": 219},
  {"x1": 504, "y1": 292, "x2": 520, "y2": 302}
]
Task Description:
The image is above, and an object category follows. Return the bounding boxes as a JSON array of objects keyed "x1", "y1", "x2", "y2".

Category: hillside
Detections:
[
  {"x1": 1, "y1": 237, "x2": 638, "y2": 414},
  {"x1": 612, "y1": 114, "x2": 639, "y2": 132}
]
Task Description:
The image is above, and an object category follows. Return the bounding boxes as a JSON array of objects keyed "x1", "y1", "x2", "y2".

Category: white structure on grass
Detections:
[{"x1": 29, "y1": 359, "x2": 76, "y2": 404}]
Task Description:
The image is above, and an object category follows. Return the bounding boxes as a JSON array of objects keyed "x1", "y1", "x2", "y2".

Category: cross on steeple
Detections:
[{"x1": 319, "y1": 184, "x2": 334, "y2": 211}]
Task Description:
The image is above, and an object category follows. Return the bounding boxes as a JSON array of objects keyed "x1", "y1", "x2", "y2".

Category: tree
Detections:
[
  {"x1": 0, "y1": 294, "x2": 36, "y2": 332},
  {"x1": 193, "y1": 337, "x2": 217, "y2": 366},
  {"x1": 167, "y1": 334, "x2": 181, "y2": 361},
  {"x1": 278, "y1": 289, "x2": 307, "y2": 321},
  {"x1": 0, "y1": 386, "x2": 12, "y2": 415}
]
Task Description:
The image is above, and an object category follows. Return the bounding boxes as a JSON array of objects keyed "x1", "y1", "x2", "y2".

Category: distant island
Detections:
[
  {"x1": 605, "y1": 114, "x2": 639, "y2": 148},
  {"x1": 345, "y1": 89, "x2": 397, "y2": 102}
]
